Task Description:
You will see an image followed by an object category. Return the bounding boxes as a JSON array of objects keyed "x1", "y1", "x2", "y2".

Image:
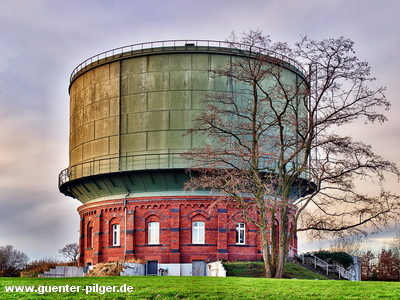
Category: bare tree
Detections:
[
  {"x1": 184, "y1": 30, "x2": 400, "y2": 278},
  {"x1": 361, "y1": 250, "x2": 376, "y2": 280},
  {"x1": 385, "y1": 231, "x2": 400, "y2": 250},
  {"x1": 0, "y1": 245, "x2": 29, "y2": 277},
  {"x1": 328, "y1": 236, "x2": 364, "y2": 256},
  {"x1": 58, "y1": 243, "x2": 79, "y2": 264},
  {"x1": 376, "y1": 248, "x2": 400, "y2": 281}
]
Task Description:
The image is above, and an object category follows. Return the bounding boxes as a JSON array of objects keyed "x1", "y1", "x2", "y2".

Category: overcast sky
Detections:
[{"x1": 1, "y1": 0, "x2": 400, "y2": 261}]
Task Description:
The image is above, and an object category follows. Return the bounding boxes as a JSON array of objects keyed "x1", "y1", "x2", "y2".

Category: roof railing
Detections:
[{"x1": 70, "y1": 39, "x2": 306, "y2": 82}]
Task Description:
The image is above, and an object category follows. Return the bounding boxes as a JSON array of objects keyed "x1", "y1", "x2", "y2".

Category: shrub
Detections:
[
  {"x1": 124, "y1": 257, "x2": 145, "y2": 264},
  {"x1": 86, "y1": 262, "x2": 123, "y2": 277},
  {"x1": 309, "y1": 251, "x2": 354, "y2": 269},
  {"x1": 20, "y1": 259, "x2": 73, "y2": 277},
  {"x1": 0, "y1": 245, "x2": 29, "y2": 277}
]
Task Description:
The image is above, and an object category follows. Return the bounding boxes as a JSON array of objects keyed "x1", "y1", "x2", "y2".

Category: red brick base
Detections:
[{"x1": 77, "y1": 196, "x2": 297, "y2": 266}]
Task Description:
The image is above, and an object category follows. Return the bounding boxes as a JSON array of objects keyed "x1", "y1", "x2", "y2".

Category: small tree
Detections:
[
  {"x1": 376, "y1": 249, "x2": 400, "y2": 281},
  {"x1": 58, "y1": 243, "x2": 79, "y2": 264},
  {"x1": 361, "y1": 250, "x2": 376, "y2": 280},
  {"x1": 184, "y1": 30, "x2": 400, "y2": 278},
  {"x1": 0, "y1": 245, "x2": 29, "y2": 277}
]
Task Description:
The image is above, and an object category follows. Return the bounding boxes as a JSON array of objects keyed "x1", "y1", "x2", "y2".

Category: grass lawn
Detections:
[
  {"x1": 1, "y1": 276, "x2": 400, "y2": 299},
  {"x1": 223, "y1": 261, "x2": 329, "y2": 280}
]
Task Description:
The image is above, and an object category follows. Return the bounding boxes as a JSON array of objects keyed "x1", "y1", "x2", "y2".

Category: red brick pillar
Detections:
[
  {"x1": 93, "y1": 213, "x2": 101, "y2": 264},
  {"x1": 78, "y1": 217, "x2": 85, "y2": 266},
  {"x1": 125, "y1": 207, "x2": 135, "y2": 260},
  {"x1": 169, "y1": 204, "x2": 181, "y2": 263},
  {"x1": 217, "y1": 205, "x2": 228, "y2": 260}
]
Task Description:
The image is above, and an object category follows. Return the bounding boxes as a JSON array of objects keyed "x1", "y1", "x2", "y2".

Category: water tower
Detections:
[{"x1": 59, "y1": 40, "x2": 307, "y2": 275}]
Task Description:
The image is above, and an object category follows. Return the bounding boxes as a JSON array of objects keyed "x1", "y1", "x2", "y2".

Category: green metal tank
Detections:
[{"x1": 59, "y1": 40, "x2": 307, "y2": 203}]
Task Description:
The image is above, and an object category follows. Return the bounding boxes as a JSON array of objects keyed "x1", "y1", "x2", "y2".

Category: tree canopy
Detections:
[
  {"x1": 184, "y1": 30, "x2": 400, "y2": 278},
  {"x1": 0, "y1": 245, "x2": 29, "y2": 277},
  {"x1": 58, "y1": 243, "x2": 79, "y2": 264}
]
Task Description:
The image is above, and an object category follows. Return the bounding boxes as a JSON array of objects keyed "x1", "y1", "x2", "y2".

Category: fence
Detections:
[
  {"x1": 59, "y1": 153, "x2": 187, "y2": 187},
  {"x1": 70, "y1": 39, "x2": 306, "y2": 83}
]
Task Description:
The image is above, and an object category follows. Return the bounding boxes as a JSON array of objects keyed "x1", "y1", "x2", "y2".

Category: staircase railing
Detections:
[{"x1": 289, "y1": 246, "x2": 353, "y2": 280}]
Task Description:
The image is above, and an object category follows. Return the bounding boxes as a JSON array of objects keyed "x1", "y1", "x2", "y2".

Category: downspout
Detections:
[{"x1": 123, "y1": 192, "x2": 128, "y2": 260}]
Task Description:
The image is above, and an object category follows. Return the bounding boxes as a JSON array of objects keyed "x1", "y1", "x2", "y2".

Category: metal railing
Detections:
[
  {"x1": 58, "y1": 153, "x2": 188, "y2": 188},
  {"x1": 70, "y1": 39, "x2": 306, "y2": 82},
  {"x1": 290, "y1": 246, "x2": 354, "y2": 280},
  {"x1": 303, "y1": 255, "x2": 352, "y2": 280}
]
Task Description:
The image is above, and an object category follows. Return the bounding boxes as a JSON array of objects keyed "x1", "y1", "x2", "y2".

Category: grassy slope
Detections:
[
  {"x1": 223, "y1": 261, "x2": 328, "y2": 280},
  {"x1": 1, "y1": 276, "x2": 400, "y2": 299}
]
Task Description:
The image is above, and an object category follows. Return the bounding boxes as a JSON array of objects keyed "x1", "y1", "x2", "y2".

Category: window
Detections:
[
  {"x1": 87, "y1": 224, "x2": 93, "y2": 248},
  {"x1": 236, "y1": 222, "x2": 246, "y2": 244},
  {"x1": 112, "y1": 224, "x2": 120, "y2": 246},
  {"x1": 192, "y1": 221, "x2": 205, "y2": 244},
  {"x1": 148, "y1": 222, "x2": 160, "y2": 244}
]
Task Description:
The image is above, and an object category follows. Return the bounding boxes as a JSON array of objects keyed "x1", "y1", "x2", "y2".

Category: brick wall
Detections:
[{"x1": 77, "y1": 196, "x2": 297, "y2": 266}]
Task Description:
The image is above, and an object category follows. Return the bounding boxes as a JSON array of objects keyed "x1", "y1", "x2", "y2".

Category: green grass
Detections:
[
  {"x1": 223, "y1": 261, "x2": 328, "y2": 280},
  {"x1": 282, "y1": 263, "x2": 329, "y2": 280},
  {"x1": 223, "y1": 261, "x2": 266, "y2": 277},
  {"x1": 1, "y1": 276, "x2": 400, "y2": 299}
]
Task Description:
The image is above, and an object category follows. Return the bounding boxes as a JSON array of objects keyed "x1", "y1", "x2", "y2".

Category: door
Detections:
[
  {"x1": 146, "y1": 260, "x2": 158, "y2": 276},
  {"x1": 192, "y1": 260, "x2": 205, "y2": 276}
]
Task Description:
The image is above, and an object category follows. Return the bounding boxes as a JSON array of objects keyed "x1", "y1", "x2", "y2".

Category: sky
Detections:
[{"x1": 1, "y1": 0, "x2": 400, "y2": 261}]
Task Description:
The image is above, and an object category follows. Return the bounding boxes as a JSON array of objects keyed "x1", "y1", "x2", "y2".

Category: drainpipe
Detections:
[{"x1": 123, "y1": 193, "x2": 128, "y2": 259}]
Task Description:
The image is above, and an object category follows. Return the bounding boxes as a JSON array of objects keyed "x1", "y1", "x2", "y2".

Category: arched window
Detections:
[
  {"x1": 112, "y1": 224, "x2": 120, "y2": 246},
  {"x1": 109, "y1": 218, "x2": 121, "y2": 247},
  {"x1": 192, "y1": 221, "x2": 205, "y2": 244},
  {"x1": 148, "y1": 221, "x2": 160, "y2": 244},
  {"x1": 236, "y1": 222, "x2": 246, "y2": 244},
  {"x1": 86, "y1": 222, "x2": 93, "y2": 248}
]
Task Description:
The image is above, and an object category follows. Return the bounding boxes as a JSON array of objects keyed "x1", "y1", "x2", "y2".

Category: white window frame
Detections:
[
  {"x1": 148, "y1": 221, "x2": 160, "y2": 244},
  {"x1": 192, "y1": 221, "x2": 205, "y2": 244},
  {"x1": 112, "y1": 224, "x2": 120, "y2": 246},
  {"x1": 236, "y1": 222, "x2": 246, "y2": 245}
]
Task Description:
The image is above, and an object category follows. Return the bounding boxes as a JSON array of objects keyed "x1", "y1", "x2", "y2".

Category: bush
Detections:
[
  {"x1": 20, "y1": 259, "x2": 73, "y2": 277},
  {"x1": 86, "y1": 262, "x2": 123, "y2": 277},
  {"x1": 308, "y1": 251, "x2": 354, "y2": 269},
  {"x1": 0, "y1": 245, "x2": 29, "y2": 277}
]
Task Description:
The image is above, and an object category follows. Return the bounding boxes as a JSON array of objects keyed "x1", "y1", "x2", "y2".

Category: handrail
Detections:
[
  {"x1": 58, "y1": 152, "x2": 308, "y2": 189},
  {"x1": 289, "y1": 246, "x2": 353, "y2": 280},
  {"x1": 58, "y1": 152, "x2": 188, "y2": 188},
  {"x1": 69, "y1": 39, "x2": 307, "y2": 83}
]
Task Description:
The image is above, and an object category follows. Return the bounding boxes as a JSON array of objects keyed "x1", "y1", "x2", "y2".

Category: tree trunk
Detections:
[
  {"x1": 275, "y1": 205, "x2": 290, "y2": 278},
  {"x1": 275, "y1": 239, "x2": 287, "y2": 278},
  {"x1": 260, "y1": 225, "x2": 272, "y2": 278}
]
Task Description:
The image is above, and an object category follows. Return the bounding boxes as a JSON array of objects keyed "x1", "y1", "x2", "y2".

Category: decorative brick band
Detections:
[{"x1": 180, "y1": 244, "x2": 218, "y2": 247}]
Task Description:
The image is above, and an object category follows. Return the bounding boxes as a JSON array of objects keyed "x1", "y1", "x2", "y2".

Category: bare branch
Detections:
[{"x1": 183, "y1": 31, "x2": 400, "y2": 278}]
